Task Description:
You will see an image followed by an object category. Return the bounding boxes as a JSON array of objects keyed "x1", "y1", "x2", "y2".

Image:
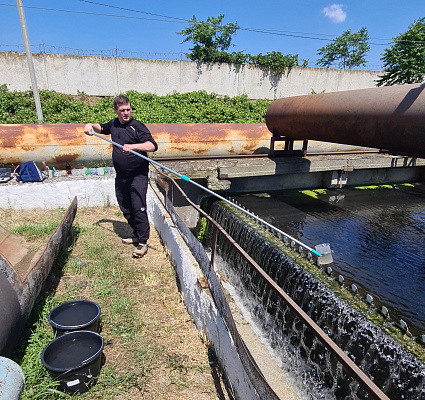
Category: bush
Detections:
[{"x1": 0, "y1": 85, "x2": 271, "y2": 124}]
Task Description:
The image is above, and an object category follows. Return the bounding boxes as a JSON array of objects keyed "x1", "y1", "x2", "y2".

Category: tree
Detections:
[
  {"x1": 177, "y1": 14, "x2": 307, "y2": 74},
  {"x1": 376, "y1": 18, "x2": 425, "y2": 86},
  {"x1": 177, "y1": 14, "x2": 240, "y2": 63},
  {"x1": 316, "y1": 28, "x2": 370, "y2": 69}
]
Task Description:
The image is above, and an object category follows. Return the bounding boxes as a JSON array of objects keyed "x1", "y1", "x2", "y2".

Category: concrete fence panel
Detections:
[{"x1": 0, "y1": 52, "x2": 381, "y2": 99}]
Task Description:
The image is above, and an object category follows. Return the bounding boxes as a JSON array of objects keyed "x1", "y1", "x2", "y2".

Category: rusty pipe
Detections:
[
  {"x1": 265, "y1": 83, "x2": 425, "y2": 157},
  {"x1": 0, "y1": 124, "x2": 272, "y2": 168},
  {"x1": 0, "y1": 123, "x2": 373, "y2": 168}
]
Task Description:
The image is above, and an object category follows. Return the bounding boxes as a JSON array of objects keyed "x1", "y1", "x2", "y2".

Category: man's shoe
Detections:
[
  {"x1": 132, "y1": 244, "x2": 148, "y2": 258},
  {"x1": 122, "y1": 237, "x2": 139, "y2": 245}
]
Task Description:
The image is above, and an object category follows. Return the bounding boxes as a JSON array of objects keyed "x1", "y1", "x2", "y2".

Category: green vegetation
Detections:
[
  {"x1": 248, "y1": 51, "x2": 307, "y2": 75},
  {"x1": 177, "y1": 14, "x2": 307, "y2": 74},
  {"x1": 353, "y1": 183, "x2": 406, "y2": 190},
  {"x1": 316, "y1": 28, "x2": 370, "y2": 69},
  {"x1": 0, "y1": 84, "x2": 271, "y2": 124},
  {"x1": 377, "y1": 18, "x2": 425, "y2": 86},
  {"x1": 11, "y1": 219, "x2": 61, "y2": 241},
  {"x1": 195, "y1": 217, "x2": 208, "y2": 242},
  {"x1": 177, "y1": 14, "x2": 240, "y2": 64},
  {"x1": 300, "y1": 189, "x2": 327, "y2": 199},
  {"x1": 178, "y1": 13, "x2": 423, "y2": 80}
]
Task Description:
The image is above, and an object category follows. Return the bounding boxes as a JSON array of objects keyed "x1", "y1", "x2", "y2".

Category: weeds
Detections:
[{"x1": 0, "y1": 85, "x2": 271, "y2": 124}]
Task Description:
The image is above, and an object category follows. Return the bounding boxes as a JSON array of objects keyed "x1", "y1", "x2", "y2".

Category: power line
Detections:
[
  {"x1": 74, "y1": 0, "x2": 188, "y2": 22},
  {"x1": 0, "y1": 3, "x2": 188, "y2": 24},
  {"x1": 0, "y1": 1, "x2": 424, "y2": 47},
  {"x1": 70, "y1": 0, "x2": 425, "y2": 46}
]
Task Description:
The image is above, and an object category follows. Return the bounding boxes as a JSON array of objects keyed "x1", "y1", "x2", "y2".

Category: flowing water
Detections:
[
  {"x1": 208, "y1": 193, "x2": 425, "y2": 400},
  {"x1": 232, "y1": 183, "x2": 425, "y2": 335}
]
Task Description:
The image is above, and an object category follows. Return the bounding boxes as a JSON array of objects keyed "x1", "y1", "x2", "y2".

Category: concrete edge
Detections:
[{"x1": 147, "y1": 183, "x2": 259, "y2": 400}]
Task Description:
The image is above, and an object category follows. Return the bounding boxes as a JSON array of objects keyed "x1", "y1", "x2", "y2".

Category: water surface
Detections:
[{"x1": 233, "y1": 183, "x2": 425, "y2": 334}]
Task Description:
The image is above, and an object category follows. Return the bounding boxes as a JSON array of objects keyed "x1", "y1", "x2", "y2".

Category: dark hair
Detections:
[{"x1": 113, "y1": 95, "x2": 131, "y2": 110}]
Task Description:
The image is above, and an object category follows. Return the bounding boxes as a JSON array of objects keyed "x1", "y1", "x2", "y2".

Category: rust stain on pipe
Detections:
[
  {"x1": 265, "y1": 83, "x2": 425, "y2": 157},
  {"x1": 0, "y1": 124, "x2": 109, "y2": 168},
  {"x1": 0, "y1": 122, "x2": 375, "y2": 167},
  {"x1": 148, "y1": 123, "x2": 271, "y2": 156}
]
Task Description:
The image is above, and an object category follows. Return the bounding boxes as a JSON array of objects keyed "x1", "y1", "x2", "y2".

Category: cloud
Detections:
[{"x1": 322, "y1": 4, "x2": 346, "y2": 23}]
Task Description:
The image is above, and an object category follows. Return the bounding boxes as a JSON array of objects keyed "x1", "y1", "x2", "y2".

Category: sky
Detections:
[{"x1": 1, "y1": 0, "x2": 424, "y2": 71}]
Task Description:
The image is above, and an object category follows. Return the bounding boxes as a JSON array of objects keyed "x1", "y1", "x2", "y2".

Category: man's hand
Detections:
[
  {"x1": 122, "y1": 144, "x2": 133, "y2": 153},
  {"x1": 84, "y1": 123, "x2": 101, "y2": 136},
  {"x1": 83, "y1": 123, "x2": 94, "y2": 135}
]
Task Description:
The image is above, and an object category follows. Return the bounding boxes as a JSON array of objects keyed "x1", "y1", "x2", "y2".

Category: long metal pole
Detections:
[
  {"x1": 16, "y1": 0, "x2": 43, "y2": 123},
  {"x1": 90, "y1": 131, "x2": 323, "y2": 257}
]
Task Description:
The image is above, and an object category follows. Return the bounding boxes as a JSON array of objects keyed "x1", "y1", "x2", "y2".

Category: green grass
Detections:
[
  {"x1": 6, "y1": 206, "x2": 226, "y2": 400},
  {"x1": 10, "y1": 213, "x2": 150, "y2": 399},
  {"x1": 13, "y1": 294, "x2": 70, "y2": 400},
  {"x1": 11, "y1": 220, "x2": 61, "y2": 241}
]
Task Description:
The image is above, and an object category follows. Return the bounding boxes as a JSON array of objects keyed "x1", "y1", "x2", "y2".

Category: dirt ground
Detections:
[
  {"x1": 1, "y1": 207, "x2": 234, "y2": 400},
  {"x1": 89, "y1": 212, "x2": 230, "y2": 399}
]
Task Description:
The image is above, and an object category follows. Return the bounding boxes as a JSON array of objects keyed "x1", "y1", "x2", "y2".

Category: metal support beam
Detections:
[{"x1": 270, "y1": 135, "x2": 308, "y2": 157}]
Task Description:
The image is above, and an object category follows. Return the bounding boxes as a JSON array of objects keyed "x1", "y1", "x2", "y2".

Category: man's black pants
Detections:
[{"x1": 115, "y1": 174, "x2": 149, "y2": 244}]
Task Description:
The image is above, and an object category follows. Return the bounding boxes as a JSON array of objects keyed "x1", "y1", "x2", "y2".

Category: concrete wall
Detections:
[{"x1": 1, "y1": 52, "x2": 381, "y2": 99}]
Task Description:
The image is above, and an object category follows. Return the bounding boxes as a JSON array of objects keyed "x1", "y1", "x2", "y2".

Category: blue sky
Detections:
[{"x1": 1, "y1": 0, "x2": 424, "y2": 71}]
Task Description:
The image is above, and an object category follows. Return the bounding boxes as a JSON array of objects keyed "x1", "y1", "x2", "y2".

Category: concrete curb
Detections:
[{"x1": 147, "y1": 183, "x2": 259, "y2": 399}]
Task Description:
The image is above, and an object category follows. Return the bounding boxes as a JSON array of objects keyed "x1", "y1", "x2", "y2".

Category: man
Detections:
[{"x1": 84, "y1": 95, "x2": 158, "y2": 258}]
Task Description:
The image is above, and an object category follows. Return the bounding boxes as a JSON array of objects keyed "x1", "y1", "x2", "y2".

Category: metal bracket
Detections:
[{"x1": 269, "y1": 136, "x2": 308, "y2": 157}]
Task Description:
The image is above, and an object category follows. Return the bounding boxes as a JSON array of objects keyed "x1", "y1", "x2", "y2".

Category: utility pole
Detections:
[{"x1": 16, "y1": 0, "x2": 43, "y2": 123}]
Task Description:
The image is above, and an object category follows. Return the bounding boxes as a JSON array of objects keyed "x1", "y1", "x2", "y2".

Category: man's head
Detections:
[{"x1": 114, "y1": 95, "x2": 132, "y2": 124}]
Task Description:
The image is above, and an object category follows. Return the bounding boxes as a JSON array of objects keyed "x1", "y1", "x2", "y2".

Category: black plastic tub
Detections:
[
  {"x1": 41, "y1": 330, "x2": 104, "y2": 394},
  {"x1": 48, "y1": 299, "x2": 101, "y2": 336}
]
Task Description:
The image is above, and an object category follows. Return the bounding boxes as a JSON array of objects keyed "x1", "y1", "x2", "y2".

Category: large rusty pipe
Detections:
[
  {"x1": 265, "y1": 83, "x2": 425, "y2": 157},
  {"x1": 0, "y1": 123, "x2": 372, "y2": 168},
  {"x1": 0, "y1": 124, "x2": 271, "y2": 168}
]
